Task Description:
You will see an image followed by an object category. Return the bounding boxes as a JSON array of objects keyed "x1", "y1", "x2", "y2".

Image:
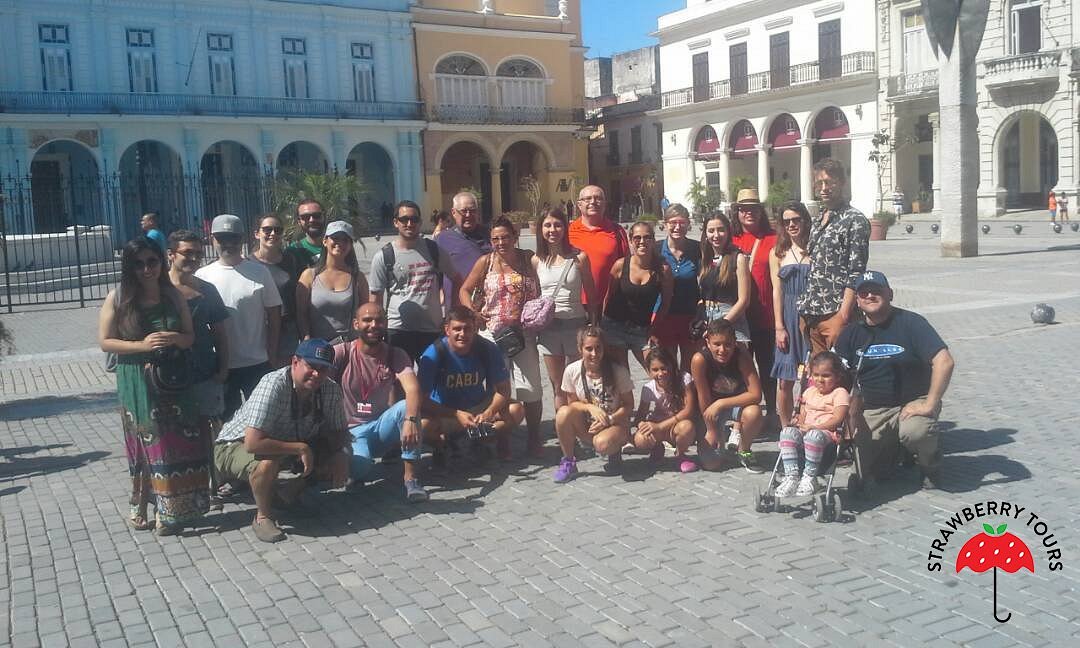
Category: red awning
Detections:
[
  {"x1": 695, "y1": 126, "x2": 719, "y2": 155},
  {"x1": 813, "y1": 108, "x2": 849, "y2": 141},
  {"x1": 768, "y1": 114, "x2": 801, "y2": 150},
  {"x1": 729, "y1": 120, "x2": 758, "y2": 157}
]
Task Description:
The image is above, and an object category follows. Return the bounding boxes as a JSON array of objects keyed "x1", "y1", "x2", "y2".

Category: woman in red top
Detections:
[{"x1": 730, "y1": 188, "x2": 778, "y2": 421}]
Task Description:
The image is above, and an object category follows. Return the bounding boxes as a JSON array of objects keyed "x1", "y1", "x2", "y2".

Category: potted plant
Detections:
[
  {"x1": 917, "y1": 188, "x2": 933, "y2": 213},
  {"x1": 870, "y1": 210, "x2": 897, "y2": 241}
]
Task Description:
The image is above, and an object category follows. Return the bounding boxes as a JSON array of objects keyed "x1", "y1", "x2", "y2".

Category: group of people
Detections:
[
  {"x1": 1048, "y1": 190, "x2": 1071, "y2": 223},
  {"x1": 99, "y1": 155, "x2": 954, "y2": 543}
]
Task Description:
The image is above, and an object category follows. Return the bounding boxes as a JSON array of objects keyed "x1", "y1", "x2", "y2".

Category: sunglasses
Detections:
[
  {"x1": 134, "y1": 257, "x2": 161, "y2": 271},
  {"x1": 857, "y1": 286, "x2": 885, "y2": 298},
  {"x1": 631, "y1": 235, "x2": 655, "y2": 242},
  {"x1": 782, "y1": 218, "x2": 804, "y2": 227},
  {"x1": 327, "y1": 235, "x2": 352, "y2": 245},
  {"x1": 300, "y1": 211, "x2": 324, "y2": 220},
  {"x1": 260, "y1": 225, "x2": 284, "y2": 234},
  {"x1": 396, "y1": 216, "x2": 420, "y2": 224}
]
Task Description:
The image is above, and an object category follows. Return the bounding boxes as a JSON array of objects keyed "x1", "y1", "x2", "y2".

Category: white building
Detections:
[
  {"x1": 654, "y1": 0, "x2": 879, "y2": 217},
  {"x1": 0, "y1": 0, "x2": 423, "y2": 239},
  {"x1": 879, "y1": 0, "x2": 1078, "y2": 217}
]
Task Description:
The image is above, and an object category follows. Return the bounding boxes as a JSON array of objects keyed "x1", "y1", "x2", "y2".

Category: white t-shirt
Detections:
[
  {"x1": 369, "y1": 240, "x2": 456, "y2": 332},
  {"x1": 639, "y1": 372, "x2": 692, "y2": 421},
  {"x1": 195, "y1": 259, "x2": 283, "y2": 369},
  {"x1": 561, "y1": 359, "x2": 634, "y2": 416}
]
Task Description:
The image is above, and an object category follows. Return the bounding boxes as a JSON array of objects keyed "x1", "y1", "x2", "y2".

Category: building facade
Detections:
[
  {"x1": 0, "y1": 0, "x2": 423, "y2": 239},
  {"x1": 879, "y1": 0, "x2": 1079, "y2": 217},
  {"x1": 412, "y1": 0, "x2": 588, "y2": 222},
  {"x1": 655, "y1": 0, "x2": 879, "y2": 217},
  {"x1": 585, "y1": 47, "x2": 665, "y2": 221}
]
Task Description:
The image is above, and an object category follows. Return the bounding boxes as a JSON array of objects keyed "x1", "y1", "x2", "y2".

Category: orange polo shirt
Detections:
[{"x1": 568, "y1": 218, "x2": 628, "y2": 306}]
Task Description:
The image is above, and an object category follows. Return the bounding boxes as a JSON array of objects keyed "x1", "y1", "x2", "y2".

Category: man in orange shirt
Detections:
[{"x1": 568, "y1": 185, "x2": 628, "y2": 308}]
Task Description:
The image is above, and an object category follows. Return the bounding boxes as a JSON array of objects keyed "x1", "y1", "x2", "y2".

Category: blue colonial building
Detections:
[{"x1": 0, "y1": 0, "x2": 423, "y2": 239}]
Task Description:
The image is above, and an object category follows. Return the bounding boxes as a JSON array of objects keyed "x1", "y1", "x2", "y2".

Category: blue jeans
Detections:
[{"x1": 349, "y1": 401, "x2": 421, "y2": 480}]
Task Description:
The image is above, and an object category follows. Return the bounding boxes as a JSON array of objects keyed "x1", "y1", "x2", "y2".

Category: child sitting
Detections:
[
  {"x1": 633, "y1": 347, "x2": 699, "y2": 473},
  {"x1": 775, "y1": 351, "x2": 850, "y2": 497},
  {"x1": 690, "y1": 319, "x2": 765, "y2": 473}
]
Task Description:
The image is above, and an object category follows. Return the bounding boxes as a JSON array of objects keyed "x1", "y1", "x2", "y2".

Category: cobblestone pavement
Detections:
[{"x1": 2, "y1": 232, "x2": 1079, "y2": 647}]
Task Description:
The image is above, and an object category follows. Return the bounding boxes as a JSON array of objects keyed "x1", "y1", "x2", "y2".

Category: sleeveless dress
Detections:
[
  {"x1": 115, "y1": 298, "x2": 209, "y2": 526},
  {"x1": 771, "y1": 252, "x2": 811, "y2": 382},
  {"x1": 310, "y1": 273, "x2": 355, "y2": 342}
]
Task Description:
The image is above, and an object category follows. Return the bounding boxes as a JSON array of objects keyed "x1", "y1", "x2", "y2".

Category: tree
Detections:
[
  {"x1": 272, "y1": 171, "x2": 370, "y2": 238},
  {"x1": 728, "y1": 175, "x2": 754, "y2": 204},
  {"x1": 0, "y1": 318, "x2": 13, "y2": 359},
  {"x1": 764, "y1": 179, "x2": 793, "y2": 219},
  {"x1": 519, "y1": 175, "x2": 543, "y2": 219},
  {"x1": 687, "y1": 178, "x2": 724, "y2": 217},
  {"x1": 868, "y1": 128, "x2": 914, "y2": 215}
]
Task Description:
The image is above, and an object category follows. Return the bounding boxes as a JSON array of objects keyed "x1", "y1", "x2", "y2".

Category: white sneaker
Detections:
[
  {"x1": 795, "y1": 475, "x2": 818, "y2": 497},
  {"x1": 774, "y1": 474, "x2": 800, "y2": 498},
  {"x1": 725, "y1": 429, "x2": 741, "y2": 452}
]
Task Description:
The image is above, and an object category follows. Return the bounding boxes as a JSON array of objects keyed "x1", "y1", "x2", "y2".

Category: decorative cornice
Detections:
[
  {"x1": 724, "y1": 27, "x2": 750, "y2": 41},
  {"x1": 813, "y1": 2, "x2": 844, "y2": 19},
  {"x1": 764, "y1": 16, "x2": 793, "y2": 30},
  {"x1": 413, "y1": 23, "x2": 575, "y2": 41},
  {"x1": 688, "y1": 38, "x2": 711, "y2": 51}
]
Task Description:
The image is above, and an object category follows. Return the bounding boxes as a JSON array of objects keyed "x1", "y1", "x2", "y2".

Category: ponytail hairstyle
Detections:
[{"x1": 645, "y1": 346, "x2": 684, "y2": 412}]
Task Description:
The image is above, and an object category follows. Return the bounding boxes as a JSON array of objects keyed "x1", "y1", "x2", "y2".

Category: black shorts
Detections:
[{"x1": 388, "y1": 330, "x2": 441, "y2": 364}]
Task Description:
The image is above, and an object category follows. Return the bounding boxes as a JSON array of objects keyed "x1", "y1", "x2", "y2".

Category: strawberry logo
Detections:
[{"x1": 955, "y1": 523, "x2": 1034, "y2": 623}]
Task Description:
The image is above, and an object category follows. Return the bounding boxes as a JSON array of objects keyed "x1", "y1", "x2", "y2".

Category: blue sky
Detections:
[{"x1": 581, "y1": 0, "x2": 685, "y2": 58}]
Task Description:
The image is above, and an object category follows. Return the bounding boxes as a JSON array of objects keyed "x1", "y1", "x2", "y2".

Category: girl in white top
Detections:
[
  {"x1": 531, "y1": 208, "x2": 599, "y2": 410},
  {"x1": 633, "y1": 347, "x2": 699, "y2": 473}
]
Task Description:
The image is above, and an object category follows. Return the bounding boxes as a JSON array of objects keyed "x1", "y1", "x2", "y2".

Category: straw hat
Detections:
[{"x1": 735, "y1": 188, "x2": 762, "y2": 205}]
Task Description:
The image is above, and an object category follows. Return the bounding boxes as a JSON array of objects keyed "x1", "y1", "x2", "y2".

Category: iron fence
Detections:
[{"x1": 0, "y1": 172, "x2": 276, "y2": 311}]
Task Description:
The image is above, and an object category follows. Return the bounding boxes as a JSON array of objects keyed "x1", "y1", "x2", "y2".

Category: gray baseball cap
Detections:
[
  {"x1": 324, "y1": 220, "x2": 354, "y2": 239},
  {"x1": 211, "y1": 214, "x2": 243, "y2": 235}
]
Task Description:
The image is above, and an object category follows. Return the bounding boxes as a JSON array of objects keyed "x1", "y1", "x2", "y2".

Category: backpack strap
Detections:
[
  {"x1": 424, "y1": 238, "x2": 443, "y2": 286},
  {"x1": 381, "y1": 241, "x2": 396, "y2": 308}
]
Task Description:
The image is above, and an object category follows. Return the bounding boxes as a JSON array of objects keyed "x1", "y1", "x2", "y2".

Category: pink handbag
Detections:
[{"x1": 521, "y1": 257, "x2": 575, "y2": 333}]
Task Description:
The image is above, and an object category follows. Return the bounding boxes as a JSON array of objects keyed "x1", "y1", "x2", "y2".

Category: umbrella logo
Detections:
[{"x1": 955, "y1": 523, "x2": 1034, "y2": 623}]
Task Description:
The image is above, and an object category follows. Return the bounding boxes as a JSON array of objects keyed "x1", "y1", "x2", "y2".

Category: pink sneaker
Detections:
[{"x1": 678, "y1": 456, "x2": 699, "y2": 473}]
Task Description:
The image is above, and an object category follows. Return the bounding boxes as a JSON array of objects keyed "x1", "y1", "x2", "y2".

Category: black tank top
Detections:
[
  {"x1": 699, "y1": 252, "x2": 740, "y2": 305},
  {"x1": 705, "y1": 352, "x2": 746, "y2": 398},
  {"x1": 604, "y1": 257, "x2": 660, "y2": 328}
]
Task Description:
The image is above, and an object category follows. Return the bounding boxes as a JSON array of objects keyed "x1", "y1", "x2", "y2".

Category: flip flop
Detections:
[{"x1": 127, "y1": 514, "x2": 151, "y2": 531}]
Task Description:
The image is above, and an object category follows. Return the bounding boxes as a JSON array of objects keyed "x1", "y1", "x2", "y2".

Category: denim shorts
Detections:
[
  {"x1": 600, "y1": 316, "x2": 650, "y2": 351},
  {"x1": 703, "y1": 302, "x2": 751, "y2": 343}
]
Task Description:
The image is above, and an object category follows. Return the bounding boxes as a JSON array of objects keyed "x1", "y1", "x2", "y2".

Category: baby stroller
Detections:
[{"x1": 753, "y1": 346, "x2": 883, "y2": 522}]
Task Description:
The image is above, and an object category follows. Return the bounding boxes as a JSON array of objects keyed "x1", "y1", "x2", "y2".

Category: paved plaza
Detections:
[{"x1": 1, "y1": 228, "x2": 1079, "y2": 647}]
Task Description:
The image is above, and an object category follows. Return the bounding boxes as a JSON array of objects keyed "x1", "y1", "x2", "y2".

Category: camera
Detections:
[{"x1": 464, "y1": 422, "x2": 495, "y2": 441}]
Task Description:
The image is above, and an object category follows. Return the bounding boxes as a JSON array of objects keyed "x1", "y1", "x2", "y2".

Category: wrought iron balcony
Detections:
[
  {"x1": 660, "y1": 51, "x2": 875, "y2": 110},
  {"x1": 0, "y1": 90, "x2": 424, "y2": 121},
  {"x1": 430, "y1": 104, "x2": 585, "y2": 125},
  {"x1": 983, "y1": 50, "x2": 1062, "y2": 89},
  {"x1": 887, "y1": 70, "x2": 939, "y2": 101}
]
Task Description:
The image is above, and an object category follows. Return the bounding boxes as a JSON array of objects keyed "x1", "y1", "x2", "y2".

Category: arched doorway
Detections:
[
  {"x1": 500, "y1": 140, "x2": 548, "y2": 216},
  {"x1": 728, "y1": 119, "x2": 758, "y2": 196},
  {"x1": 29, "y1": 140, "x2": 102, "y2": 232},
  {"x1": 347, "y1": 143, "x2": 395, "y2": 231},
  {"x1": 691, "y1": 126, "x2": 724, "y2": 209},
  {"x1": 119, "y1": 140, "x2": 185, "y2": 241},
  {"x1": 440, "y1": 141, "x2": 493, "y2": 222},
  {"x1": 276, "y1": 141, "x2": 329, "y2": 176},
  {"x1": 811, "y1": 107, "x2": 851, "y2": 180},
  {"x1": 1001, "y1": 113, "x2": 1057, "y2": 209},
  {"x1": 201, "y1": 141, "x2": 263, "y2": 229},
  {"x1": 767, "y1": 114, "x2": 801, "y2": 201}
]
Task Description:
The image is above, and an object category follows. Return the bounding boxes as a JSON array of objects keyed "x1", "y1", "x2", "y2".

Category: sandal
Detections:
[
  {"x1": 127, "y1": 513, "x2": 152, "y2": 531},
  {"x1": 154, "y1": 513, "x2": 182, "y2": 536}
]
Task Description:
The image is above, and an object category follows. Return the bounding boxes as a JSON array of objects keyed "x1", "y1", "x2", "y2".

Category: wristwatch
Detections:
[{"x1": 406, "y1": 415, "x2": 422, "y2": 426}]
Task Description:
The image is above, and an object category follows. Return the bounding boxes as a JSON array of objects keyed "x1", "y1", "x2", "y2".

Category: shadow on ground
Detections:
[
  {"x1": 0, "y1": 442, "x2": 111, "y2": 482},
  {"x1": 0, "y1": 392, "x2": 115, "y2": 421}
]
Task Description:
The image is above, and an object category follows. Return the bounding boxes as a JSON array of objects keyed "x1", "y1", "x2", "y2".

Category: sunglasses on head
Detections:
[{"x1": 260, "y1": 225, "x2": 283, "y2": 234}]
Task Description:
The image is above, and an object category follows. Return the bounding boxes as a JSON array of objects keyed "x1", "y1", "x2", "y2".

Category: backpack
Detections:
[{"x1": 381, "y1": 238, "x2": 442, "y2": 308}]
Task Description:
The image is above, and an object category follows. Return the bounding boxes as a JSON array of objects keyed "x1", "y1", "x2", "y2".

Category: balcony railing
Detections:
[
  {"x1": 0, "y1": 90, "x2": 424, "y2": 121},
  {"x1": 887, "y1": 70, "x2": 939, "y2": 99},
  {"x1": 431, "y1": 104, "x2": 585, "y2": 125},
  {"x1": 661, "y1": 51, "x2": 875, "y2": 110},
  {"x1": 983, "y1": 50, "x2": 1062, "y2": 89}
]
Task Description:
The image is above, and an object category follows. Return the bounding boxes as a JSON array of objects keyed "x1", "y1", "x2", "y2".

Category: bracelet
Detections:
[{"x1": 406, "y1": 415, "x2": 421, "y2": 426}]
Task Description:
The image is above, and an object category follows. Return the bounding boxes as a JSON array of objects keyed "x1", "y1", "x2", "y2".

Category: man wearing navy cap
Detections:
[
  {"x1": 213, "y1": 339, "x2": 350, "y2": 542},
  {"x1": 835, "y1": 271, "x2": 955, "y2": 490}
]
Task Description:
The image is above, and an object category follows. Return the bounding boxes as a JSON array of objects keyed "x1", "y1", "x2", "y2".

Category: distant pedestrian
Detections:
[
  {"x1": 141, "y1": 212, "x2": 167, "y2": 252},
  {"x1": 431, "y1": 209, "x2": 452, "y2": 237},
  {"x1": 98, "y1": 237, "x2": 208, "y2": 535},
  {"x1": 196, "y1": 215, "x2": 283, "y2": 419},
  {"x1": 1048, "y1": 191, "x2": 1057, "y2": 223},
  {"x1": 296, "y1": 220, "x2": 369, "y2": 344},
  {"x1": 1057, "y1": 192, "x2": 1069, "y2": 222}
]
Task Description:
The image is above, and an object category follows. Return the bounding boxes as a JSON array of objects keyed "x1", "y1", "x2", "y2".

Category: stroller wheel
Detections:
[
  {"x1": 831, "y1": 492, "x2": 844, "y2": 522},
  {"x1": 812, "y1": 493, "x2": 828, "y2": 523},
  {"x1": 753, "y1": 488, "x2": 767, "y2": 513}
]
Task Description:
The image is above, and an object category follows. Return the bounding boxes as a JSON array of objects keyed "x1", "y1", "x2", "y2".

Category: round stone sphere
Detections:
[
  {"x1": 1031, "y1": 303, "x2": 1055, "y2": 325},
  {"x1": 905, "y1": 224, "x2": 914, "y2": 234},
  {"x1": 930, "y1": 223, "x2": 939, "y2": 234},
  {"x1": 981, "y1": 224, "x2": 991, "y2": 234},
  {"x1": 1013, "y1": 224, "x2": 1023, "y2": 234}
]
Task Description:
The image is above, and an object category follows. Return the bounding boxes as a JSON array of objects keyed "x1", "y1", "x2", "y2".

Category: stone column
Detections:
[
  {"x1": 756, "y1": 144, "x2": 770, "y2": 201},
  {"x1": 798, "y1": 138, "x2": 815, "y2": 204},
  {"x1": 489, "y1": 166, "x2": 503, "y2": 217},
  {"x1": 259, "y1": 129, "x2": 276, "y2": 174},
  {"x1": 182, "y1": 129, "x2": 202, "y2": 229},
  {"x1": 929, "y1": 112, "x2": 942, "y2": 216},
  {"x1": 331, "y1": 130, "x2": 346, "y2": 174},
  {"x1": 717, "y1": 149, "x2": 729, "y2": 203}
]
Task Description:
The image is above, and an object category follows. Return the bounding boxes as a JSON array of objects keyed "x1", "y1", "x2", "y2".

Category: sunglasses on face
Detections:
[
  {"x1": 396, "y1": 216, "x2": 420, "y2": 224},
  {"x1": 300, "y1": 211, "x2": 324, "y2": 220},
  {"x1": 857, "y1": 287, "x2": 884, "y2": 298},
  {"x1": 260, "y1": 225, "x2": 283, "y2": 235},
  {"x1": 134, "y1": 257, "x2": 161, "y2": 271},
  {"x1": 782, "y1": 218, "x2": 803, "y2": 227},
  {"x1": 631, "y1": 235, "x2": 655, "y2": 242}
]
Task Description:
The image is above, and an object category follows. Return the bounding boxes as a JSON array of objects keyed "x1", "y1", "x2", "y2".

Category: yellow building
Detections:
[{"x1": 412, "y1": 0, "x2": 589, "y2": 221}]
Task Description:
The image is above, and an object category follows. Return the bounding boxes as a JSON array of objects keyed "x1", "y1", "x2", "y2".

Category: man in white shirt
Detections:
[{"x1": 196, "y1": 214, "x2": 283, "y2": 418}]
